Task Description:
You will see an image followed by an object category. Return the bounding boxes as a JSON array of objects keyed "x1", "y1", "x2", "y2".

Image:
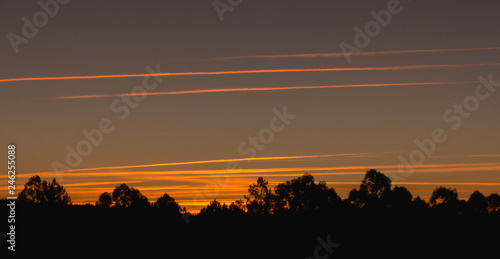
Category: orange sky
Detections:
[{"x1": 5, "y1": 153, "x2": 500, "y2": 212}]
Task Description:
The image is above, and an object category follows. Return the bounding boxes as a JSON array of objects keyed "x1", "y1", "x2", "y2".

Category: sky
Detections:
[{"x1": 1, "y1": 0, "x2": 500, "y2": 212}]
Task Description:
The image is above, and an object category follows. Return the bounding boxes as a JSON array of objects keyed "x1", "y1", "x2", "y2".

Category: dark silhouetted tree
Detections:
[
  {"x1": 348, "y1": 169, "x2": 391, "y2": 207},
  {"x1": 360, "y1": 169, "x2": 392, "y2": 198},
  {"x1": 155, "y1": 193, "x2": 180, "y2": 214},
  {"x1": 199, "y1": 199, "x2": 228, "y2": 215},
  {"x1": 274, "y1": 173, "x2": 339, "y2": 213},
  {"x1": 229, "y1": 199, "x2": 246, "y2": 213},
  {"x1": 412, "y1": 196, "x2": 428, "y2": 210},
  {"x1": 112, "y1": 183, "x2": 149, "y2": 208},
  {"x1": 486, "y1": 193, "x2": 500, "y2": 212},
  {"x1": 430, "y1": 186, "x2": 458, "y2": 207},
  {"x1": 199, "y1": 199, "x2": 246, "y2": 216},
  {"x1": 390, "y1": 186, "x2": 413, "y2": 209},
  {"x1": 468, "y1": 190, "x2": 488, "y2": 214},
  {"x1": 18, "y1": 175, "x2": 71, "y2": 205},
  {"x1": 348, "y1": 188, "x2": 370, "y2": 208},
  {"x1": 245, "y1": 177, "x2": 273, "y2": 215},
  {"x1": 96, "y1": 192, "x2": 113, "y2": 207}
]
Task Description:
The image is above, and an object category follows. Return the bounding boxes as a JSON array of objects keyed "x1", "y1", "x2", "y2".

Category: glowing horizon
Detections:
[{"x1": 9, "y1": 157, "x2": 500, "y2": 212}]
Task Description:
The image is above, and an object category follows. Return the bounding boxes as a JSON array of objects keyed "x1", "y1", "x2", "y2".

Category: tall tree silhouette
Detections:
[
  {"x1": 18, "y1": 175, "x2": 71, "y2": 205},
  {"x1": 360, "y1": 169, "x2": 391, "y2": 198},
  {"x1": 348, "y1": 169, "x2": 391, "y2": 207},
  {"x1": 245, "y1": 177, "x2": 273, "y2": 215},
  {"x1": 96, "y1": 192, "x2": 113, "y2": 207},
  {"x1": 112, "y1": 183, "x2": 149, "y2": 208}
]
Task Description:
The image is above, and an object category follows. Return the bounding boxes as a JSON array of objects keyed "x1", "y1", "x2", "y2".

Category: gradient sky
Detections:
[{"x1": 1, "y1": 0, "x2": 500, "y2": 212}]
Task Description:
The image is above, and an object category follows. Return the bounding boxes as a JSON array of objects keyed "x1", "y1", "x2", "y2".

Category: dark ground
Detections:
[{"x1": 2, "y1": 202, "x2": 499, "y2": 258}]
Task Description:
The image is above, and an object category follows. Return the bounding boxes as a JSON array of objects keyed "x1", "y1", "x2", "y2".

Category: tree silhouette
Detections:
[
  {"x1": 198, "y1": 199, "x2": 246, "y2": 216},
  {"x1": 155, "y1": 193, "x2": 180, "y2": 214},
  {"x1": 412, "y1": 196, "x2": 428, "y2": 210},
  {"x1": 96, "y1": 192, "x2": 113, "y2": 207},
  {"x1": 430, "y1": 186, "x2": 459, "y2": 206},
  {"x1": 112, "y1": 183, "x2": 149, "y2": 208},
  {"x1": 18, "y1": 175, "x2": 71, "y2": 205},
  {"x1": 360, "y1": 169, "x2": 392, "y2": 198},
  {"x1": 348, "y1": 188, "x2": 370, "y2": 208},
  {"x1": 468, "y1": 190, "x2": 488, "y2": 214},
  {"x1": 486, "y1": 193, "x2": 500, "y2": 212},
  {"x1": 12, "y1": 170, "x2": 500, "y2": 257},
  {"x1": 274, "y1": 173, "x2": 339, "y2": 213},
  {"x1": 245, "y1": 177, "x2": 273, "y2": 215},
  {"x1": 199, "y1": 199, "x2": 227, "y2": 215},
  {"x1": 390, "y1": 186, "x2": 413, "y2": 209},
  {"x1": 228, "y1": 199, "x2": 246, "y2": 213},
  {"x1": 348, "y1": 169, "x2": 391, "y2": 207}
]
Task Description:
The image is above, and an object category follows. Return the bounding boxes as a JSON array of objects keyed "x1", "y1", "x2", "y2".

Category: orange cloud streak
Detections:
[
  {"x1": 466, "y1": 154, "x2": 500, "y2": 158},
  {"x1": 24, "y1": 162, "x2": 500, "y2": 181},
  {"x1": 2, "y1": 63, "x2": 499, "y2": 84},
  {"x1": 57, "y1": 81, "x2": 474, "y2": 100},
  {"x1": 322, "y1": 181, "x2": 500, "y2": 186},
  {"x1": 62, "y1": 180, "x2": 143, "y2": 187},
  {"x1": 202, "y1": 46, "x2": 500, "y2": 61},
  {"x1": 37, "y1": 153, "x2": 365, "y2": 174}
]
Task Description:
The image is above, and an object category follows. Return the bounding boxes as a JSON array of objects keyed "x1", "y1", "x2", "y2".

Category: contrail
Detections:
[
  {"x1": 26, "y1": 161, "x2": 500, "y2": 179},
  {"x1": 40, "y1": 153, "x2": 366, "y2": 174},
  {"x1": 57, "y1": 81, "x2": 476, "y2": 100},
  {"x1": 201, "y1": 46, "x2": 500, "y2": 61},
  {"x1": 2, "y1": 63, "x2": 500, "y2": 84}
]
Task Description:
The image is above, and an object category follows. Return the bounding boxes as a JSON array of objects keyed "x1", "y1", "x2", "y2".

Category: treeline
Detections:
[
  {"x1": 4, "y1": 169, "x2": 500, "y2": 257},
  {"x1": 13, "y1": 169, "x2": 500, "y2": 216}
]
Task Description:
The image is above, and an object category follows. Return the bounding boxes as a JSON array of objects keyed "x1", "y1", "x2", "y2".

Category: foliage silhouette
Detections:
[
  {"x1": 348, "y1": 169, "x2": 391, "y2": 208},
  {"x1": 347, "y1": 188, "x2": 368, "y2": 208},
  {"x1": 360, "y1": 169, "x2": 391, "y2": 198},
  {"x1": 96, "y1": 192, "x2": 113, "y2": 207},
  {"x1": 155, "y1": 193, "x2": 181, "y2": 214},
  {"x1": 430, "y1": 186, "x2": 459, "y2": 206},
  {"x1": 10, "y1": 170, "x2": 500, "y2": 257},
  {"x1": 487, "y1": 193, "x2": 500, "y2": 212},
  {"x1": 18, "y1": 175, "x2": 71, "y2": 205},
  {"x1": 389, "y1": 186, "x2": 413, "y2": 209},
  {"x1": 468, "y1": 190, "x2": 488, "y2": 214},
  {"x1": 274, "y1": 173, "x2": 340, "y2": 214},
  {"x1": 112, "y1": 183, "x2": 149, "y2": 208},
  {"x1": 245, "y1": 177, "x2": 273, "y2": 215},
  {"x1": 201, "y1": 199, "x2": 246, "y2": 216},
  {"x1": 412, "y1": 196, "x2": 429, "y2": 210}
]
